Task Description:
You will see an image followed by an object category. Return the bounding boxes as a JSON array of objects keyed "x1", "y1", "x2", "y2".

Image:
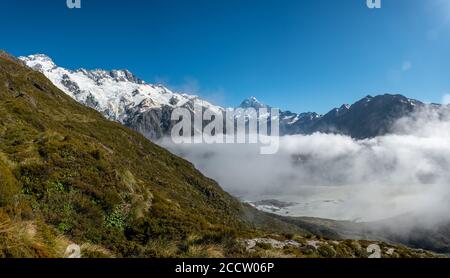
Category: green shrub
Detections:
[
  {"x1": 317, "y1": 244, "x2": 337, "y2": 258},
  {"x1": 105, "y1": 206, "x2": 127, "y2": 231}
]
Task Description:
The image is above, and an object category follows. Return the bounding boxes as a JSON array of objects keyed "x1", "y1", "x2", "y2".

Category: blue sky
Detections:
[{"x1": 1, "y1": 0, "x2": 450, "y2": 113}]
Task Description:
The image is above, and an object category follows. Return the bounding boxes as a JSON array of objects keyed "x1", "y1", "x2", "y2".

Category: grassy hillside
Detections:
[
  {"x1": 0, "y1": 50, "x2": 253, "y2": 256},
  {"x1": 0, "y1": 51, "x2": 439, "y2": 258}
]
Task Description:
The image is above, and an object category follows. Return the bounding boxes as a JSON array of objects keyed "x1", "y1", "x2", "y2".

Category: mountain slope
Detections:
[
  {"x1": 275, "y1": 214, "x2": 450, "y2": 254},
  {"x1": 21, "y1": 54, "x2": 434, "y2": 141},
  {"x1": 0, "y1": 51, "x2": 255, "y2": 257},
  {"x1": 19, "y1": 54, "x2": 222, "y2": 140},
  {"x1": 239, "y1": 95, "x2": 427, "y2": 139},
  {"x1": 302, "y1": 94, "x2": 424, "y2": 139}
]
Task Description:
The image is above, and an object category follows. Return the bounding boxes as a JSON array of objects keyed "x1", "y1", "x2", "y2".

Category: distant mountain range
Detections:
[{"x1": 20, "y1": 54, "x2": 442, "y2": 141}]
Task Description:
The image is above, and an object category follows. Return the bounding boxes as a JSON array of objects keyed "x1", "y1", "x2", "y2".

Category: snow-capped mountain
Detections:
[
  {"x1": 20, "y1": 54, "x2": 223, "y2": 139},
  {"x1": 237, "y1": 94, "x2": 427, "y2": 139},
  {"x1": 20, "y1": 54, "x2": 431, "y2": 140},
  {"x1": 239, "y1": 96, "x2": 269, "y2": 109},
  {"x1": 236, "y1": 96, "x2": 322, "y2": 135},
  {"x1": 304, "y1": 94, "x2": 425, "y2": 139}
]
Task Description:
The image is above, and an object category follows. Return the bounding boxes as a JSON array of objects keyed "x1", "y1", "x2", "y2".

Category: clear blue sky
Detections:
[{"x1": 2, "y1": 0, "x2": 450, "y2": 113}]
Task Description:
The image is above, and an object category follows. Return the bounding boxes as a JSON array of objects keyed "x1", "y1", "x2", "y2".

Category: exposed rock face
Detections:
[
  {"x1": 124, "y1": 104, "x2": 175, "y2": 139},
  {"x1": 304, "y1": 94, "x2": 424, "y2": 139},
  {"x1": 19, "y1": 54, "x2": 223, "y2": 140},
  {"x1": 238, "y1": 94, "x2": 429, "y2": 139}
]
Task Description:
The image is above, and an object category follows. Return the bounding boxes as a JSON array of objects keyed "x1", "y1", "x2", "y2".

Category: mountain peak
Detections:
[
  {"x1": 239, "y1": 96, "x2": 268, "y2": 109},
  {"x1": 22, "y1": 54, "x2": 54, "y2": 63},
  {"x1": 110, "y1": 69, "x2": 145, "y2": 84},
  {"x1": 18, "y1": 53, "x2": 223, "y2": 130},
  {"x1": 340, "y1": 104, "x2": 351, "y2": 110},
  {"x1": 86, "y1": 68, "x2": 145, "y2": 84},
  {"x1": 19, "y1": 54, "x2": 56, "y2": 71}
]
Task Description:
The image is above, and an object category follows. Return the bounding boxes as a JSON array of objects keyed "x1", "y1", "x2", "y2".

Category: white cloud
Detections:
[
  {"x1": 443, "y1": 94, "x2": 450, "y2": 105},
  {"x1": 159, "y1": 106, "x2": 450, "y2": 228}
]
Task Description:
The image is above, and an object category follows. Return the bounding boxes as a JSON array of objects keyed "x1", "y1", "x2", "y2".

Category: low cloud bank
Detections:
[{"x1": 159, "y1": 106, "x2": 450, "y2": 223}]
